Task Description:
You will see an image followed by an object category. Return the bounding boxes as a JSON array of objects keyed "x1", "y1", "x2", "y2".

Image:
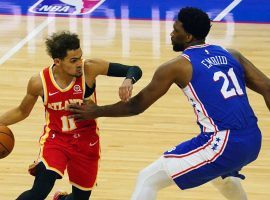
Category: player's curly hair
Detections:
[
  {"x1": 45, "y1": 31, "x2": 80, "y2": 59},
  {"x1": 178, "y1": 7, "x2": 211, "y2": 40}
]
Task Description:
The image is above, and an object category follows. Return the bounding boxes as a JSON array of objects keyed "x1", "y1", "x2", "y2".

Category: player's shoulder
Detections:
[
  {"x1": 30, "y1": 73, "x2": 42, "y2": 84},
  {"x1": 160, "y1": 55, "x2": 192, "y2": 73},
  {"x1": 166, "y1": 55, "x2": 192, "y2": 87},
  {"x1": 28, "y1": 73, "x2": 43, "y2": 95},
  {"x1": 84, "y1": 58, "x2": 108, "y2": 68},
  {"x1": 84, "y1": 58, "x2": 95, "y2": 67},
  {"x1": 226, "y1": 48, "x2": 242, "y2": 61},
  {"x1": 156, "y1": 55, "x2": 192, "y2": 83},
  {"x1": 84, "y1": 58, "x2": 110, "y2": 78}
]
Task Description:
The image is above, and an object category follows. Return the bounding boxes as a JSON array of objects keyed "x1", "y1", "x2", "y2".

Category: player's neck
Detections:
[
  {"x1": 186, "y1": 40, "x2": 205, "y2": 48},
  {"x1": 52, "y1": 66, "x2": 75, "y2": 89}
]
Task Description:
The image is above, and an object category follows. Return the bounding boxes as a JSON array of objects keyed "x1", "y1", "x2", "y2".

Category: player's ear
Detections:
[
  {"x1": 185, "y1": 33, "x2": 193, "y2": 43},
  {"x1": 53, "y1": 58, "x2": 61, "y2": 66}
]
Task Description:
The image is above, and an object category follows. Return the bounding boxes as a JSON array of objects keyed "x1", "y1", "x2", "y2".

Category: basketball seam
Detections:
[
  {"x1": 0, "y1": 131, "x2": 14, "y2": 139},
  {"x1": 0, "y1": 142, "x2": 10, "y2": 153}
]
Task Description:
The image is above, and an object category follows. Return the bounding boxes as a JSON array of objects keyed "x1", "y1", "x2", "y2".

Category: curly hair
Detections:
[
  {"x1": 45, "y1": 31, "x2": 80, "y2": 59},
  {"x1": 178, "y1": 7, "x2": 211, "y2": 40}
]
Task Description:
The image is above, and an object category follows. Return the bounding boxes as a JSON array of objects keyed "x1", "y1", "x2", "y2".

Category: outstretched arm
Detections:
[
  {"x1": 228, "y1": 49, "x2": 270, "y2": 111},
  {"x1": 69, "y1": 56, "x2": 192, "y2": 120},
  {"x1": 0, "y1": 74, "x2": 42, "y2": 126},
  {"x1": 84, "y1": 59, "x2": 142, "y2": 102}
]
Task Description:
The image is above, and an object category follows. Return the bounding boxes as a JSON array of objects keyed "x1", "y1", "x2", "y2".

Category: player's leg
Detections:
[
  {"x1": 130, "y1": 156, "x2": 174, "y2": 200},
  {"x1": 72, "y1": 186, "x2": 91, "y2": 200},
  {"x1": 130, "y1": 132, "x2": 224, "y2": 200},
  {"x1": 63, "y1": 132, "x2": 99, "y2": 200},
  {"x1": 211, "y1": 176, "x2": 247, "y2": 200},
  {"x1": 210, "y1": 126, "x2": 261, "y2": 200},
  {"x1": 16, "y1": 162, "x2": 58, "y2": 200}
]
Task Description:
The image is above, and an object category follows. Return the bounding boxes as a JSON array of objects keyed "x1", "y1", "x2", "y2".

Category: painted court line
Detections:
[
  {"x1": 0, "y1": 17, "x2": 54, "y2": 66},
  {"x1": 213, "y1": 0, "x2": 242, "y2": 21}
]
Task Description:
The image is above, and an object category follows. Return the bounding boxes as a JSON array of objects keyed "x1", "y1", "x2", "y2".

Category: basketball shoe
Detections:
[{"x1": 53, "y1": 191, "x2": 68, "y2": 200}]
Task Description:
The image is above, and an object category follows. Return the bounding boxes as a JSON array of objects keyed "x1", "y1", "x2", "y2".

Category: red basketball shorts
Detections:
[{"x1": 39, "y1": 130, "x2": 100, "y2": 191}]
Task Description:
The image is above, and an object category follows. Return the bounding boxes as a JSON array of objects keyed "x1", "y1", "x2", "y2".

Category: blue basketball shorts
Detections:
[{"x1": 162, "y1": 124, "x2": 262, "y2": 190}]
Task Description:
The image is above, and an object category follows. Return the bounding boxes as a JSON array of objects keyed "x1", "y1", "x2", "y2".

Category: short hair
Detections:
[
  {"x1": 178, "y1": 7, "x2": 211, "y2": 40},
  {"x1": 45, "y1": 31, "x2": 80, "y2": 59}
]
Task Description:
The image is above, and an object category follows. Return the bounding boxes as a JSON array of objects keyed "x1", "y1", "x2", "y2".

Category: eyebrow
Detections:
[{"x1": 70, "y1": 53, "x2": 83, "y2": 60}]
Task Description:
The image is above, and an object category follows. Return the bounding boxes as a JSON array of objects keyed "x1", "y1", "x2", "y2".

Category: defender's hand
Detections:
[
  {"x1": 119, "y1": 78, "x2": 133, "y2": 102},
  {"x1": 68, "y1": 101, "x2": 99, "y2": 121}
]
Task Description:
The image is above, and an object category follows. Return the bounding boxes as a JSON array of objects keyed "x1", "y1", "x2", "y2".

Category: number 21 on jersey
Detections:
[
  {"x1": 61, "y1": 116, "x2": 77, "y2": 132},
  {"x1": 214, "y1": 68, "x2": 244, "y2": 99}
]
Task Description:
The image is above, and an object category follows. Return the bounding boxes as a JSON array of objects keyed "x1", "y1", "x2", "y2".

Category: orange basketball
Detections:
[{"x1": 0, "y1": 125, "x2": 15, "y2": 159}]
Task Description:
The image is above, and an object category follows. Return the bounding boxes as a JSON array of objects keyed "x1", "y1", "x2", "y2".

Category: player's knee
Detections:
[
  {"x1": 135, "y1": 168, "x2": 156, "y2": 189},
  {"x1": 136, "y1": 168, "x2": 149, "y2": 185}
]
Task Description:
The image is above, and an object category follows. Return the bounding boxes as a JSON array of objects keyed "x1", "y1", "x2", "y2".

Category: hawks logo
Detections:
[
  {"x1": 73, "y1": 84, "x2": 82, "y2": 94},
  {"x1": 29, "y1": 0, "x2": 105, "y2": 15}
]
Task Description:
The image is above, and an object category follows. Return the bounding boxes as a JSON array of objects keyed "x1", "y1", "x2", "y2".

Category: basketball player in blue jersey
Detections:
[{"x1": 68, "y1": 7, "x2": 270, "y2": 200}]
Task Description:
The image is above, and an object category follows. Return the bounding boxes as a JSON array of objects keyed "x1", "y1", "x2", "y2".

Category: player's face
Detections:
[
  {"x1": 61, "y1": 48, "x2": 83, "y2": 77},
  {"x1": 170, "y1": 20, "x2": 190, "y2": 52}
]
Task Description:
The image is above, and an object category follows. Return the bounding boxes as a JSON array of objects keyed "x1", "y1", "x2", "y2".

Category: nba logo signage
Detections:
[{"x1": 29, "y1": 0, "x2": 106, "y2": 15}]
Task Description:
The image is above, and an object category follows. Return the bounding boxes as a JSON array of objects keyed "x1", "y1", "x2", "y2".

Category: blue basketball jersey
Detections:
[{"x1": 181, "y1": 44, "x2": 257, "y2": 132}]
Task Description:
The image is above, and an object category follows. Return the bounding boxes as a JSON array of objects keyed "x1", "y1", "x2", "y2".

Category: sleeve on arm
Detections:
[{"x1": 107, "y1": 63, "x2": 142, "y2": 84}]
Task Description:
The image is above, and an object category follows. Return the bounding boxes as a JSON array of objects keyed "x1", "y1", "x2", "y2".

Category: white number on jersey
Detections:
[
  {"x1": 61, "y1": 116, "x2": 77, "y2": 132},
  {"x1": 213, "y1": 68, "x2": 244, "y2": 99}
]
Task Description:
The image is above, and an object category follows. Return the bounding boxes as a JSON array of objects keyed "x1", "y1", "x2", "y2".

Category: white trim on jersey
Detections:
[
  {"x1": 185, "y1": 44, "x2": 210, "y2": 50},
  {"x1": 181, "y1": 54, "x2": 190, "y2": 61},
  {"x1": 164, "y1": 130, "x2": 229, "y2": 179},
  {"x1": 182, "y1": 83, "x2": 219, "y2": 132}
]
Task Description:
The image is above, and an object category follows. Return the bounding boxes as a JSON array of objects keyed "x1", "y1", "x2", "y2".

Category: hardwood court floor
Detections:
[{"x1": 0, "y1": 15, "x2": 269, "y2": 199}]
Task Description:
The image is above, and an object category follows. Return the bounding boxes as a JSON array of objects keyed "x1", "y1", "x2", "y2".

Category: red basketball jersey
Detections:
[{"x1": 40, "y1": 65, "x2": 98, "y2": 135}]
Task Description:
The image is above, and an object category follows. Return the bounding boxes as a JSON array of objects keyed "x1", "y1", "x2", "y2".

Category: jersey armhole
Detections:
[{"x1": 40, "y1": 71, "x2": 48, "y2": 105}]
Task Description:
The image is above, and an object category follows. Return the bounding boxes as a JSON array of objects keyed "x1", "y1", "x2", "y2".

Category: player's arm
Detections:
[
  {"x1": 84, "y1": 59, "x2": 142, "y2": 102},
  {"x1": 0, "y1": 74, "x2": 42, "y2": 125},
  {"x1": 69, "y1": 56, "x2": 191, "y2": 120},
  {"x1": 228, "y1": 49, "x2": 270, "y2": 111}
]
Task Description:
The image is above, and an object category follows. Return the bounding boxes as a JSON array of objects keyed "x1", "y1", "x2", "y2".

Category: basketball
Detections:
[{"x1": 0, "y1": 125, "x2": 15, "y2": 159}]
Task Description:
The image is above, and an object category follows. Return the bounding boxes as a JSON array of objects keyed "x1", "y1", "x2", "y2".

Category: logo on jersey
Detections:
[
  {"x1": 29, "y1": 0, "x2": 106, "y2": 15},
  {"x1": 89, "y1": 140, "x2": 98, "y2": 146},
  {"x1": 48, "y1": 91, "x2": 59, "y2": 96},
  {"x1": 73, "y1": 84, "x2": 82, "y2": 94}
]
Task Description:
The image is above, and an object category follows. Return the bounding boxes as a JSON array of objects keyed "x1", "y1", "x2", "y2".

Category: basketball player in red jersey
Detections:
[{"x1": 0, "y1": 31, "x2": 142, "y2": 200}]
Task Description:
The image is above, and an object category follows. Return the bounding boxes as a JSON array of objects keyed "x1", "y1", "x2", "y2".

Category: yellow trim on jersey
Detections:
[
  {"x1": 70, "y1": 181, "x2": 94, "y2": 191},
  {"x1": 49, "y1": 65, "x2": 76, "y2": 92},
  {"x1": 39, "y1": 111, "x2": 50, "y2": 162},
  {"x1": 40, "y1": 71, "x2": 48, "y2": 105},
  {"x1": 39, "y1": 111, "x2": 64, "y2": 177},
  {"x1": 82, "y1": 59, "x2": 86, "y2": 98},
  {"x1": 39, "y1": 111, "x2": 51, "y2": 145},
  {"x1": 41, "y1": 158, "x2": 64, "y2": 177},
  {"x1": 95, "y1": 125, "x2": 100, "y2": 135}
]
